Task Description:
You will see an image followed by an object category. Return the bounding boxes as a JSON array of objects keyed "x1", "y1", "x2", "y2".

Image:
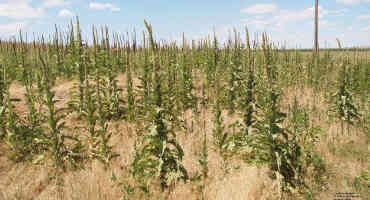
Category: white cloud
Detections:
[
  {"x1": 241, "y1": 3, "x2": 278, "y2": 14},
  {"x1": 242, "y1": 6, "x2": 331, "y2": 29},
  {"x1": 43, "y1": 0, "x2": 70, "y2": 8},
  {"x1": 357, "y1": 15, "x2": 370, "y2": 20},
  {"x1": 242, "y1": 18, "x2": 273, "y2": 30},
  {"x1": 0, "y1": 22, "x2": 28, "y2": 36},
  {"x1": 89, "y1": 2, "x2": 120, "y2": 12},
  {"x1": 347, "y1": 25, "x2": 354, "y2": 31},
  {"x1": 336, "y1": 0, "x2": 370, "y2": 4},
  {"x1": 319, "y1": 20, "x2": 330, "y2": 27},
  {"x1": 0, "y1": 0, "x2": 44, "y2": 19},
  {"x1": 362, "y1": 25, "x2": 370, "y2": 31},
  {"x1": 58, "y1": 9, "x2": 74, "y2": 17},
  {"x1": 329, "y1": 8, "x2": 348, "y2": 16}
]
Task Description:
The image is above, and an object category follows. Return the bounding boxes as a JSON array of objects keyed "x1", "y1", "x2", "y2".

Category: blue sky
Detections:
[{"x1": 0, "y1": 0, "x2": 369, "y2": 48}]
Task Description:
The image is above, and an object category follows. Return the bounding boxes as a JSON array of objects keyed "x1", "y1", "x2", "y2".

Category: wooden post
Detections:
[{"x1": 314, "y1": 0, "x2": 319, "y2": 55}]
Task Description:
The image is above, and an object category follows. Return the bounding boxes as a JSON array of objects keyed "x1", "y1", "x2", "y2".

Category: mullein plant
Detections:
[
  {"x1": 329, "y1": 39, "x2": 360, "y2": 137},
  {"x1": 243, "y1": 28, "x2": 259, "y2": 131},
  {"x1": 363, "y1": 101, "x2": 370, "y2": 139},
  {"x1": 18, "y1": 31, "x2": 29, "y2": 85},
  {"x1": 0, "y1": 64, "x2": 6, "y2": 139},
  {"x1": 1, "y1": 61, "x2": 46, "y2": 162},
  {"x1": 212, "y1": 89, "x2": 236, "y2": 173},
  {"x1": 6, "y1": 38, "x2": 19, "y2": 81},
  {"x1": 178, "y1": 43, "x2": 197, "y2": 114},
  {"x1": 126, "y1": 62, "x2": 136, "y2": 121},
  {"x1": 0, "y1": 63, "x2": 17, "y2": 143},
  {"x1": 200, "y1": 79, "x2": 208, "y2": 109},
  {"x1": 67, "y1": 18, "x2": 87, "y2": 116},
  {"x1": 176, "y1": 39, "x2": 198, "y2": 134},
  {"x1": 86, "y1": 74, "x2": 118, "y2": 168},
  {"x1": 10, "y1": 40, "x2": 48, "y2": 162},
  {"x1": 100, "y1": 73, "x2": 126, "y2": 120},
  {"x1": 287, "y1": 97, "x2": 326, "y2": 197},
  {"x1": 131, "y1": 21, "x2": 188, "y2": 197},
  {"x1": 80, "y1": 65, "x2": 100, "y2": 162},
  {"x1": 233, "y1": 29, "x2": 261, "y2": 151},
  {"x1": 244, "y1": 34, "x2": 325, "y2": 197},
  {"x1": 94, "y1": 41, "x2": 120, "y2": 166},
  {"x1": 329, "y1": 60, "x2": 360, "y2": 137},
  {"x1": 164, "y1": 47, "x2": 180, "y2": 125},
  {"x1": 226, "y1": 29, "x2": 244, "y2": 114},
  {"x1": 204, "y1": 32, "x2": 219, "y2": 89},
  {"x1": 112, "y1": 33, "x2": 123, "y2": 72},
  {"x1": 192, "y1": 131, "x2": 209, "y2": 200},
  {"x1": 3, "y1": 96, "x2": 37, "y2": 162},
  {"x1": 95, "y1": 97, "x2": 120, "y2": 168},
  {"x1": 62, "y1": 22, "x2": 76, "y2": 78},
  {"x1": 136, "y1": 32, "x2": 153, "y2": 119},
  {"x1": 245, "y1": 33, "x2": 298, "y2": 197},
  {"x1": 39, "y1": 52, "x2": 85, "y2": 171},
  {"x1": 75, "y1": 31, "x2": 118, "y2": 168},
  {"x1": 30, "y1": 51, "x2": 82, "y2": 197},
  {"x1": 53, "y1": 25, "x2": 65, "y2": 77},
  {"x1": 96, "y1": 28, "x2": 126, "y2": 121},
  {"x1": 199, "y1": 130, "x2": 209, "y2": 181}
]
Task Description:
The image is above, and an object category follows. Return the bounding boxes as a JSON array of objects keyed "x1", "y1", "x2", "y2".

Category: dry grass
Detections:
[{"x1": 0, "y1": 74, "x2": 369, "y2": 200}]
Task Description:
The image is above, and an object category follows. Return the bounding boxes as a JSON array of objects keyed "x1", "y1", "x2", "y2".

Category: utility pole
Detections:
[{"x1": 314, "y1": 0, "x2": 319, "y2": 55}]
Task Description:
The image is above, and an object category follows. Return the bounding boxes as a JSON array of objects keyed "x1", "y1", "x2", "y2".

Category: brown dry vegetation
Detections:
[
  {"x1": 0, "y1": 76, "x2": 274, "y2": 200},
  {"x1": 0, "y1": 73, "x2": 368, "y2": 200}
]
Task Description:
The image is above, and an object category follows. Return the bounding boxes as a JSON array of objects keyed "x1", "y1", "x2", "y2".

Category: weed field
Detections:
[{"x1": 0, "y1": 19, "x2": 369, "y2": 200}]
